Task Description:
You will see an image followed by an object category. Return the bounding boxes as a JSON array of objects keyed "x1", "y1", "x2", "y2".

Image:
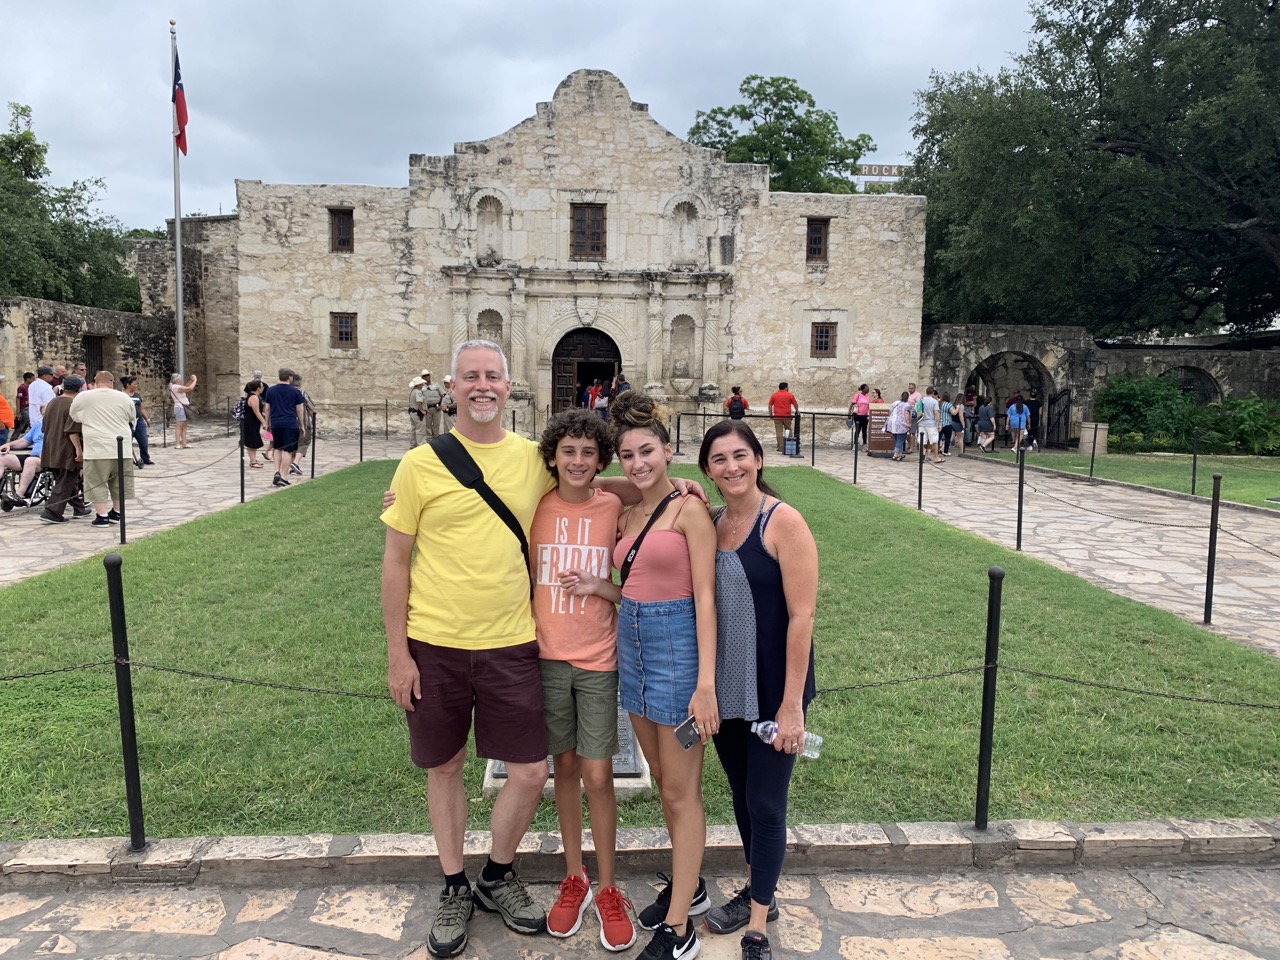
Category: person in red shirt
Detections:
[
  {"x1": 767, "y1": 382, "x2": 799, "y2": 453},
  {"x1": 15, "y1": 372, "x2": 33, "y2": 435}
]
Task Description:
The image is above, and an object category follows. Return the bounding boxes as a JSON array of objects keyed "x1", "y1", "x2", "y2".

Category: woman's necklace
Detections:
[{"x1": 726, "y1": 494, "x2": 766, "y2": 534}]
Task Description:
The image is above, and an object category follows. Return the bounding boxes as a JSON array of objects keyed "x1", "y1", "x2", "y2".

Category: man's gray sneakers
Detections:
[
  {"x1": 428, "y1": 884, "x2": 473, "y2": 958},
  {"x1": 475, "y1": 868, "x2": 547, "y2": 934},
  {"x1": 703, "y1": 884, "x2": 778, "y2": 935}
]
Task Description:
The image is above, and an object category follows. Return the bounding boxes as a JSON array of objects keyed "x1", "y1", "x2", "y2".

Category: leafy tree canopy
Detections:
[
  {"x1": 0, "y1": 102, "x2": 141, "y2": 312},
  {"x1": 905, "y1": 0, "x2": 1280, "y2": 337},
  {"x1": 689, "y1": 75, "x2": 876, "y2": 194}
]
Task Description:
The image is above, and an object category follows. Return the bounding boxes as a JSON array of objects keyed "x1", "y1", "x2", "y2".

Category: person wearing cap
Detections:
[
  {"x1": 408, "y1": 375, "x2": 429, "y2": 449},
  {"x1": 439, "y1": 375, "x2": 456, "y2": 432},
  {"x1": 38, "y1": 374, "x2": 91, "y2": 524},
  {"x1": 0, "y1": 375, "x2": 13, "y2": 446}
]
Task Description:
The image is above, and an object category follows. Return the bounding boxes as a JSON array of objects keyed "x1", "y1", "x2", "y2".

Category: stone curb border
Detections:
[
  {"x1": 2, "y1": 818, "x2": 1276, "y2": 888},
  {"x1": 974, "y1": 453, "x2": 1280, "y2": 519}
]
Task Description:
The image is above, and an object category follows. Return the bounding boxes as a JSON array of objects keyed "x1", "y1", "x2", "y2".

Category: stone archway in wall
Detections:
[
  {"x1": 1163, "y1": 365, "x2": 1221, "y2": 404},
  {"x1": 551, "y1": 327, "x2": 622, "y2": 413},
  {"x1": 966, "y1": 351, "x2": 1055, "y2": 408}
]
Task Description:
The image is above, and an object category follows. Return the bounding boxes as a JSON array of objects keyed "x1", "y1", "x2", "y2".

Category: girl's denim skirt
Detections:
[{"x1": 617, "y1": 596, "x2": 698, "y2": 727}]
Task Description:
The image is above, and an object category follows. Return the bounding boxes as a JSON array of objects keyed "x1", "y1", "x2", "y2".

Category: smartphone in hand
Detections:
[{"x1": 674, "y1": 715, "x2": 700, "y2": 751}]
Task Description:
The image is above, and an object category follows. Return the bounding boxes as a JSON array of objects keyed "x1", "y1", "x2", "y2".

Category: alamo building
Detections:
[{"x1": 5, "y1": 70, "x2": 925, "y2": 421}]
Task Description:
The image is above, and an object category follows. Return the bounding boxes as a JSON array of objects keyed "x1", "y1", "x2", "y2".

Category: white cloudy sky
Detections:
[{"x1": 3, "y1": 0, "x2": 1037, "y2": 230}]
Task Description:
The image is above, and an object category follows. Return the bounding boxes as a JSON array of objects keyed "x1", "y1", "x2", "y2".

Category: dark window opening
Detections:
[
  {"x1": 806, "y1": 218, "x2": 829, "y2": 262},
  {"x1": 329, "y1": 209, "x2": 354, "y2": 253},
  {"x1": 810, "y1": 321, "x2": 837, "y2": 358},
  {"x1": 330, "y1": 312, "x2": 357, "y2": 349},
  {"x1": 571, "y1": 204, "x2": 607, "y2": 260}
]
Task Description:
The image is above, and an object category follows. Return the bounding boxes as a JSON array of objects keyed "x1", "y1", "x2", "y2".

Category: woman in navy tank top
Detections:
[{"x1": 696, "y1": 420, "x2": 818, "y2": 960}]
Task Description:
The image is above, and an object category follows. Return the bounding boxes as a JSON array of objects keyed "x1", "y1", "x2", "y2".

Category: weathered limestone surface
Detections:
[{"x1": 134, "y1": 70, "x2": 925, "y2": 416}]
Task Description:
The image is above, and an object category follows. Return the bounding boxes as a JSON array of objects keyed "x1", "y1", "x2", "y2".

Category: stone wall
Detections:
[
  {"x1": 731, "y1": 193, "x2": 926, "y2": 412},
  {"x1": 0, "y1": 297, "x2": 174, "y2": 414}
]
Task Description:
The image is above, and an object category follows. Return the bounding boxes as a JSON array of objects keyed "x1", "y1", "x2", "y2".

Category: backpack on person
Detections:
[
  {"x1": 231, "y1": 398, "x2": 247, "y2": 421},
  {"x1": 728, "y1": 395, "x2": 745, "y2": 420}
]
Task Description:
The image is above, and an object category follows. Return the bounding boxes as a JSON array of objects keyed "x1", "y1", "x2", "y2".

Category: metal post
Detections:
[
  {"x1": 1204, "y1": 474, "x2": 1221, "y2": 624},
  {"x1": 675, "y1": 412, "x2": 682, "y2": 456},
  {"x1": 1191, "y1": 428, "x2": 1199, "y2": 496},
  {"x1": 104, "y1": 553, "x2": 146, "y2": 851},
  {"x1": 162, "y1": 404, "x2": 169, "y2": 449},
  {"x1": 1089, "y1": 422, "x2": 1098, "y2": 478},
  {"x1": 239, "y1": 436, "x2": 245, "y2": 504},
  {"x1": 974, "y1": 565, "x2": 1004, "y2": 831},
  {"x1": 359, "y1": 406, "x2": 364, "y2": 463},
  {"x1": 310, "y1": 412, "x2": 316, "y2": 479},
  {"x1": 116, "y1": 436, "x2": 127, "y2": 545},
  {"x1": 511, "y1": 409, "x2": 516, "y2": 434},
  {"x1": 810, "y1": 412, "x2": 816, "y2": 466},
  {"x1": 853, "y1": 433, "x2": 859, "y2": 485},
  {"x1": 384, "y1": 399, "x2": 389, "y2": 440},
  {"x1": 917, "y1": 434, "x2": 925, "y2": 510},
  {"x1": 1015, "y1": 447, "x2": 1026, "y2": 551}
]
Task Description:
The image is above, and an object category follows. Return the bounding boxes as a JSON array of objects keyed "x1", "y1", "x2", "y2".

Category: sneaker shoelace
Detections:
[
  {"x1": 741, "y1": 933, "x2": 770, "y2": 960},
  {"x1": 436, "y1": 888, "x2": 471, "y2": 924},
  {"x1": 597, "y1": 886, "x2": 634, "y2": 924},
  {"x1": 556, "y1": 873, "x2": 589, "y2": 909},
  {"x1": 493, "y1": 874, "x2": 536, "y2": 910},
  {"x1": 650, "y1": 871, "x2": 673, "y2": 909},
  {"x1": 724, "y1": 885, "x2": 752, "y2": 914}
]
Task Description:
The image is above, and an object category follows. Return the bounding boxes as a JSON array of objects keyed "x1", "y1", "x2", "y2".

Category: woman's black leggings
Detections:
[
  {"x1": 712, "y1": 719, "x2": 797, "y2": 906},
  {"x1": 854, "y1": 415, "x2": 869, "y2": 446}
]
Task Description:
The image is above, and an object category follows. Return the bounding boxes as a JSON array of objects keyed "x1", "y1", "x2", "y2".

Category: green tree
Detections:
[
  {"x1": 905, "y1": 0, "x2": 1280, "y2": 335},
  {"x1": 688, "y1": 75, "x2": 875, "y2": 194},
  {"x1": 0, "y1": 102, "x2": 141, "y2": 312}
]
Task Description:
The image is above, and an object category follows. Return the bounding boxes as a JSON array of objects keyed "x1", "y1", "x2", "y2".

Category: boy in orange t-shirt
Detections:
[{"x1": 532, "y1": 409, "x2": 636, "y2": 951}]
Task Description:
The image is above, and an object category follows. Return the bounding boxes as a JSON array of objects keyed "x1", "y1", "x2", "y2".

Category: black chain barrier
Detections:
[
  {"x1": 1219, "y1": 526, "x2": 1280, "y2": 562},
  {"x1": 1001, "y1": 664, "x2": 1280, "y2": 711},
  {"x1": 134, "y1": 443, "x2": 242, "y2": 480},
  {"x1": 0, "y1": 659, "x2": 114, "y2": 682},
  {"x1": 813, "y1": 666, "x2": 983, "y2": 698},
  {"x1": 122, "y1": 658, "x2": 392, "y2": 701}
]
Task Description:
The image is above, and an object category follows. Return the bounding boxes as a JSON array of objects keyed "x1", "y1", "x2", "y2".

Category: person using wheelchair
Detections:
[{"x1": 0, "y1": 419, "x2": 45, "y2": 506}]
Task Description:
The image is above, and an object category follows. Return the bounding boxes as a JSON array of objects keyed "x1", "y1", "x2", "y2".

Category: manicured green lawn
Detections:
[
  {"x1": 980, "y1": 449, "x2": 1280, "y2": 509},
  {"x1": 1, "y1": 461, "x2": 1277, "y2": 841}
]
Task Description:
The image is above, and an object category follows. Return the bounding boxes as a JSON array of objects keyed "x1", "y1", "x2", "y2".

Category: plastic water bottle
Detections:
[{"x1": 750, "y1": 721, "x2": 822, "y2": 758}]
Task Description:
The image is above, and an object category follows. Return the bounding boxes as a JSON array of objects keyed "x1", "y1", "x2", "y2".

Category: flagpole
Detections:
[{"x1": 170, "y1": 19, "x2": 185, "y2": 381}]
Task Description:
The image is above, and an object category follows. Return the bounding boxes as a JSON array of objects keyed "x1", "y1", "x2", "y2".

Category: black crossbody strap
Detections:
[
  {"x1": 430, "y1": 434, "x2": 533, "y2": 599},
  {"x1": 619, "y1": 489, "x2": 683, "y2": 588}
]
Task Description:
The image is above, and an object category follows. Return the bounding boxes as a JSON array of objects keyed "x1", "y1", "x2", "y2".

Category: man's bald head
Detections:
[{"x1": 95, "y1": 370, "x2": 116, "y2": 387}]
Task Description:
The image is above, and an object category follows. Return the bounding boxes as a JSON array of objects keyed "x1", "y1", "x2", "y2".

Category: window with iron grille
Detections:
[
  {"x1": 806, "y1": 218, "x2": 829, "y2": 262},
  {"x1": 330, "y1": 312, "x2": 357, "y2": 349},
  {"x1": 571, "y1": 203, "x2": 607, "y2": 260},
  {"x1": 329, "y1": 209, "x2": 354, "y2": 253},
  {"x1": 810, "y1": 321, "x2": 837, "y2": 358}
]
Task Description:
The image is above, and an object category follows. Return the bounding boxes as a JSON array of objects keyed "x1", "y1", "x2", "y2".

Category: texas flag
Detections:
[{"x1": 172, "y1": 51, "x2": 188, "y2": 155}]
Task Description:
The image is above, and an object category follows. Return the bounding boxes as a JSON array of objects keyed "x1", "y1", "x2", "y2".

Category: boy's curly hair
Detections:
[
  {"x1": 609, "y1": 388, "x2": 670, "y2": 445},
  {"x1": 538, "y1": 409, "x2": 615, "y2": 479}
]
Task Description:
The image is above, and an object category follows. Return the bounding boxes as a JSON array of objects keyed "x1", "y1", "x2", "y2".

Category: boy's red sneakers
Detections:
[
  {"x1": 595, "y1": 884, "x2": 637, "y2": 952},
  {"x1": 547, "y1": 867, "x2": 593, "y2": 938}
]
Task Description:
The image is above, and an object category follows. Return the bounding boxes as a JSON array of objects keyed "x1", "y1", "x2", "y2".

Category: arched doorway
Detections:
[
  {"x1": 966, "y1": 350, "x2": 1066, "y2": 446},
  {"x1": 1163, "y1": 366, "x2": 1221, "y2": 404},
  {"x1": 552, "y1": 328, "x2": 622, "y2": 412}
]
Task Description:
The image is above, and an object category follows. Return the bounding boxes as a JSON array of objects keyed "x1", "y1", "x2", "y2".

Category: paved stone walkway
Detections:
[
  {"x1": 0, "y1": 863, "x2": 1277, "y2": 959},
  {"x1": 782, "y1": 447, "x2": 1280, "y2": 659},
  {"x1": 0, "y1": 431, "x2": 406, "y2": 588}
]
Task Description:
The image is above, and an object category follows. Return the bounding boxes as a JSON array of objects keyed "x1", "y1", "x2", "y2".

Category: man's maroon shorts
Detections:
[{"x1": 405, "y1": 638, "x2": 548, "y2": 769}]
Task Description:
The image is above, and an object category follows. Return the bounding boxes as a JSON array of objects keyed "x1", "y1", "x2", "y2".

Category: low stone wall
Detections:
[{"x1": 0, "y1": 297, "x2": 175, "y2": 416}]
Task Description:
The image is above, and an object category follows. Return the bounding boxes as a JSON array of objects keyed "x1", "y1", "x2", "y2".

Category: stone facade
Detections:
[
  {"x1": 138, "y1": 70, "x2": 927, "y2": 417},
  {"x1": 0, "y1": 297, "x2": 174, "y2": 415},
  {"x1": 922, "y1": 324, "x2": 1280, "y2": 441}
]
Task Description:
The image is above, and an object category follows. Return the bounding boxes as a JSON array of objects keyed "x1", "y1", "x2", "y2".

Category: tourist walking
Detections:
[
  {"x1": 886, "y1": 392, "x2": 911, "y2": 461},
  {"x1": 848, "y1": 383, "x2": 871, "y2": 450},
  {"x1": 263, "y1": 368, "x2": 307, "y2": 486},
  {"x1": 240, "y1": 380, "x2": 268, "y2": 468},
  {"x1": 69, "y1": 371, "x2": 136, "y2": 527},
  {"x1": 975, "y1": 396, "x2": 997, "y2": 452},
  {"x1": 766, "y1": 382, "x2": 799, "y2": 453},
  {"x1": 917, "y1": 386, "x2": 943, "y2": 464},
  {"x1": 697, "y1": 420, "x2": 817, "y2": 960},
  {"x1": 37, "y1": 375, "x2": 91, "y2": 524},
  {"x1": 1008, "y1": 395, "x2": 1030, "y2": 452}
]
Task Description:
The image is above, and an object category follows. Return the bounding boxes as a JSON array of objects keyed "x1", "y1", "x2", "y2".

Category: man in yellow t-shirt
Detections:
[{"x1": 381, "y1": 340, "x2": 708, "y2": 958}]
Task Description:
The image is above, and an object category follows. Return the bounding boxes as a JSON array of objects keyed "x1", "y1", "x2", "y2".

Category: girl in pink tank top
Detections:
[{"x1": 607, "y1": 391, "x2": 718, "y2": 955}]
